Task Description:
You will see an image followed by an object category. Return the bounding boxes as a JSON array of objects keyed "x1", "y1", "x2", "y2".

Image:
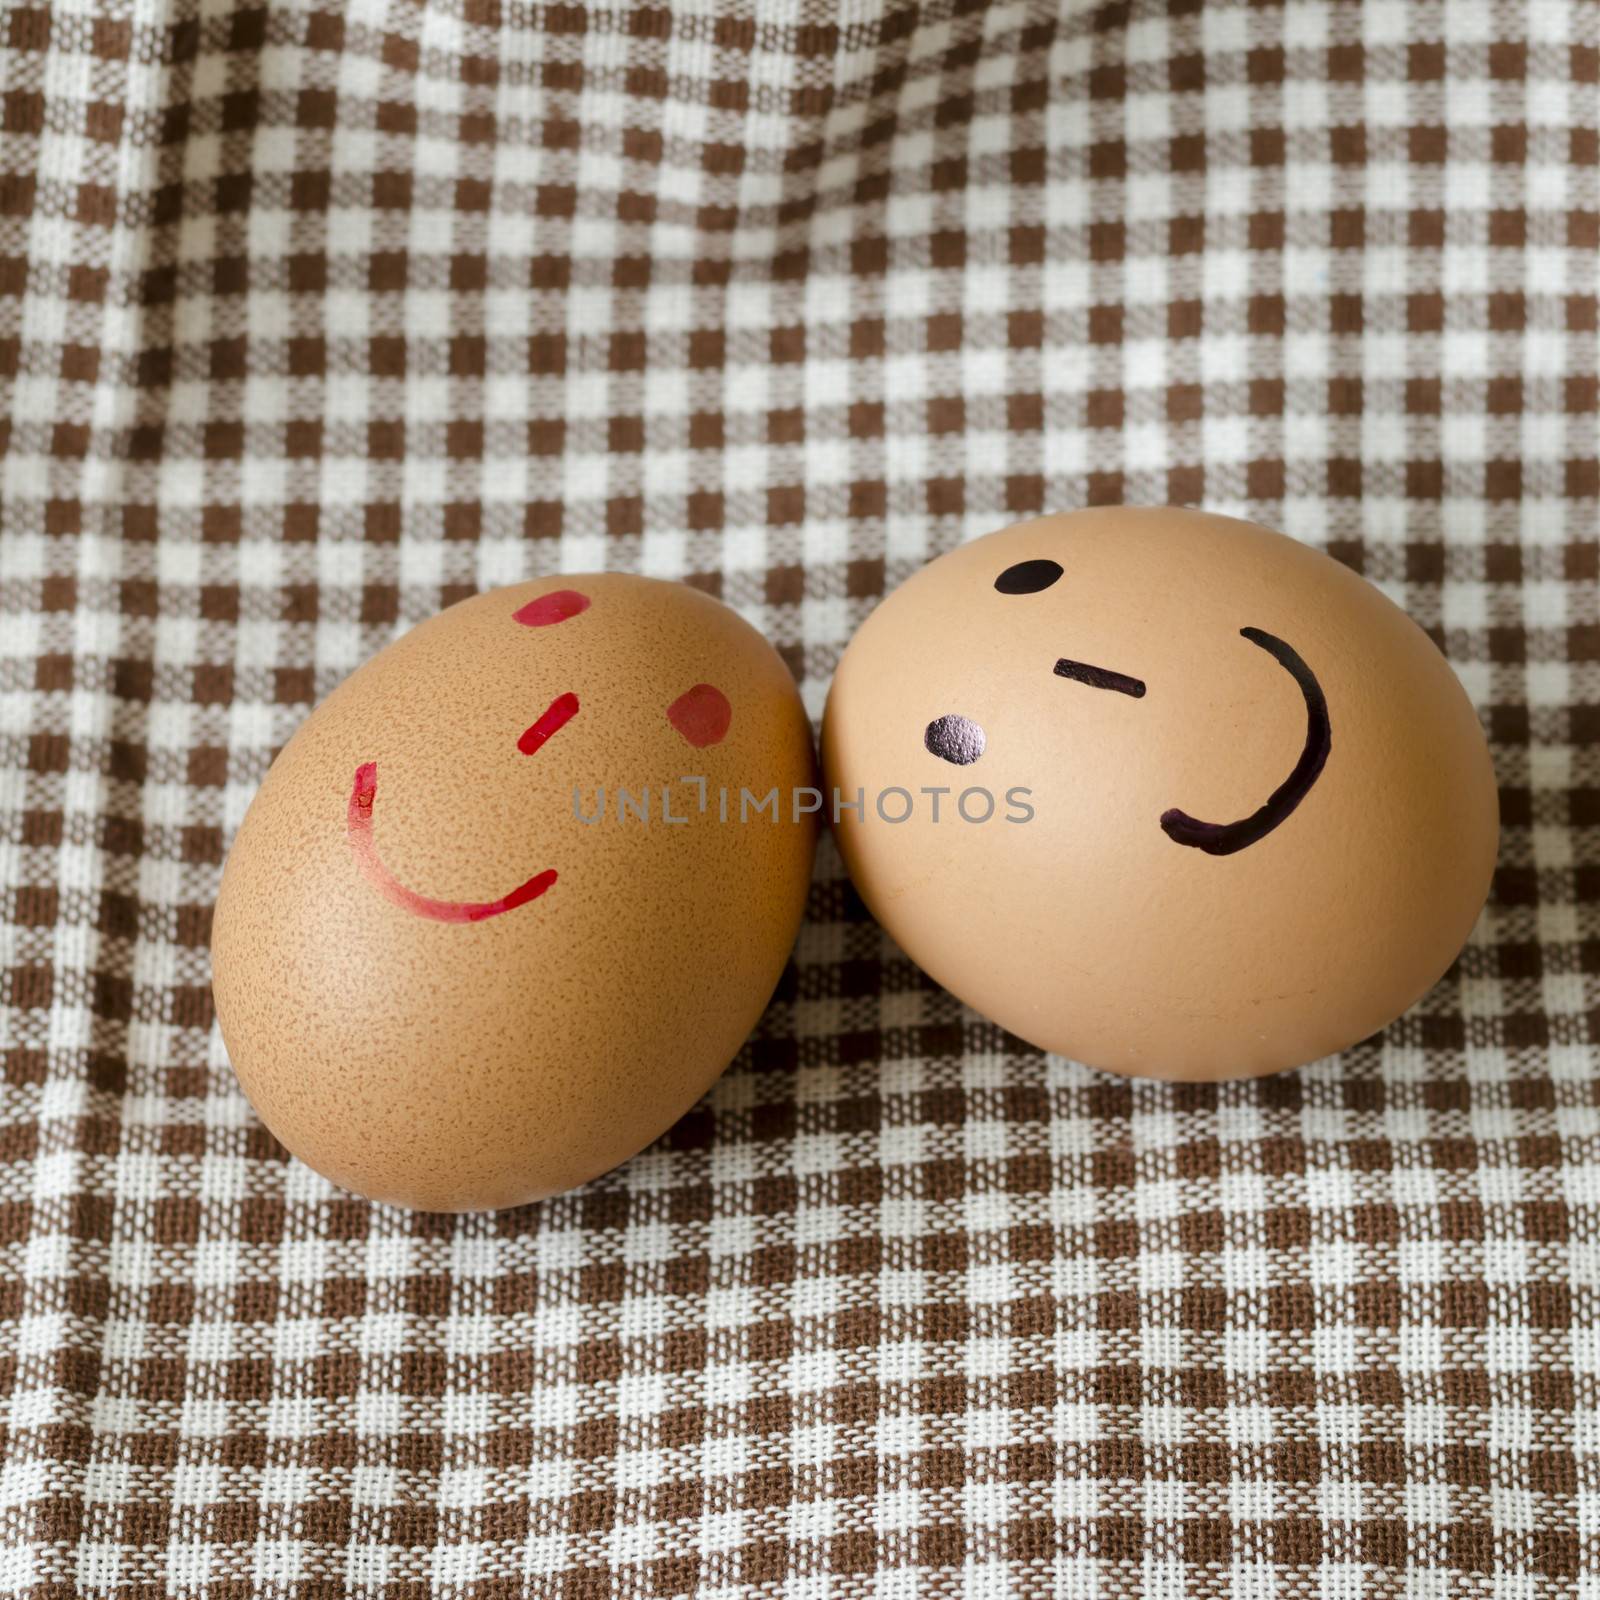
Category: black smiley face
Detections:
[{"x1": 922, "y1": 557, "x2": 1333, "y2": 857}]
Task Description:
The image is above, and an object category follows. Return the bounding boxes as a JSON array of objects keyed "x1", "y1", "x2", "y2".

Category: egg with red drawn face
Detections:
[
  {"x1": 212, "y1": 575, "x2": 817, "y2": 1210},
  {"x1": 821, "y1": 508, "x2": 1500, "y2": 1082}
]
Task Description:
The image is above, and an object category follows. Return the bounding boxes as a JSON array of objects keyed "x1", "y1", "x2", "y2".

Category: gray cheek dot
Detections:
[{"x1": 925, "y1": 714, "x2": 986, "y2": 766}]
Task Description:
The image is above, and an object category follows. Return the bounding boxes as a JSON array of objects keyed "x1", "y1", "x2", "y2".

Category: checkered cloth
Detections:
[{"x1": 1, "y1": 0, "x2": 1596, "y2": 1594}]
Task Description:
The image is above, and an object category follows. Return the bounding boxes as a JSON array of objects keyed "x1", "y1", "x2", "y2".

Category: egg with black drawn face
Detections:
[
  {"x1": 212, "y1": 575, "x2": 817, "y2": 1210},
  {"x1": 821, "y1": 507, "x2": 1499, "y2": 1081}
]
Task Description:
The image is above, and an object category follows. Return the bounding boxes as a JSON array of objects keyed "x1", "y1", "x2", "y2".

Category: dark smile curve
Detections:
[
  {"x1": 1157, "y1": 627, "x2": 1331, "y2": 856},
  {"x1": 1051, "y1": 628, "x2": 1331, "y2": 856}
]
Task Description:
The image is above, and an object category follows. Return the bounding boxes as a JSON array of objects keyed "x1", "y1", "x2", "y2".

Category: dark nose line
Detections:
[{"x1": 1053, "y1": 658, "x2": 1147, "y2": 698}]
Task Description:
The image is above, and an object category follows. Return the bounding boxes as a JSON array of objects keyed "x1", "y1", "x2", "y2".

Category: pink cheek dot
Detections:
[
  {"x1": 513, "y1": 588, "x2": 590, "y2": 628},
  {"x1": 667, "y1": 683, "x2": 732, "y2": 748}
]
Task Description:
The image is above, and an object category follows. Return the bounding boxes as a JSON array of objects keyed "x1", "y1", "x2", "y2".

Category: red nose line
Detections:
[{"x1": 517, "y1": 691, "x2": 580, "y2": 755}]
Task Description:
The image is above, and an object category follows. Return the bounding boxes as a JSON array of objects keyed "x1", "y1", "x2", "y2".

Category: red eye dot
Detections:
[
  {"x1": 667, "y1": 683, "x2": 731, "y2": 748},
  {"x1": 513, "y1": 588, "x2": 590, "y2": 628}
]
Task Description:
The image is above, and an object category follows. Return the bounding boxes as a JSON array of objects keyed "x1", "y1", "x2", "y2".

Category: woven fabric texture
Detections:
[{"x1": 2, "y1": 1, "x2": 1598, "y2": 1595}]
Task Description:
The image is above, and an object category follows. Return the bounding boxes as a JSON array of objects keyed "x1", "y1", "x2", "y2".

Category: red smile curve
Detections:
[{"x1": 346, "y1": 692, "x2": 577, "y2": 923}]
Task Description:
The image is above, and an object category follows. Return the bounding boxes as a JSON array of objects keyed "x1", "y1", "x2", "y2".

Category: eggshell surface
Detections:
[
  {"x1": 212, "y1": 575, "x2": 817, "y2": 1210},
  {"x1": 821, "y1": 508, "x2": 1499, "y2": 1080}
]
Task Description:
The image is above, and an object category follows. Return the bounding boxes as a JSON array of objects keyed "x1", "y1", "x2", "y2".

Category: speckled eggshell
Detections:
[
  {"x1": 821, "y1": 508, "x2": 1500, "y2": 1081},
  {"x1": 212, "y1": 575, "x2": 817, "y2": 1210}
]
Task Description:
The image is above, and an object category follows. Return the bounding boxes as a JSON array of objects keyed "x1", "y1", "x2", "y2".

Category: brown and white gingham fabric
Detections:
[{"x1": 1, "y1": 1, "x2": 1596, "y2": 1594}]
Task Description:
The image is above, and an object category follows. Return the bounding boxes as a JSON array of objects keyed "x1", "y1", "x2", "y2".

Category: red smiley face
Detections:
[{"x1": 343, "y1": 588, "x2": 732, "y2": 923}]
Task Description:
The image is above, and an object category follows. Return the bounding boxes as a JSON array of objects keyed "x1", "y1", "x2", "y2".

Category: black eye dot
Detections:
[
  {"x1": 994, "y1": 558, "x2": 1063, "y2": 595},
  {"x1": 925, "y1": 714, "x2": 986, "y2": 766}
]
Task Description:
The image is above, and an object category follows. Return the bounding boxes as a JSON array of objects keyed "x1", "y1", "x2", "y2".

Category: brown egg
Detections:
[
  {"x1": 821, "y1": 508, "x2": 1499, "y2": 1081},
  {"x1": 212, "y1": 575, "x2": 816, "y2": 1209}
]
